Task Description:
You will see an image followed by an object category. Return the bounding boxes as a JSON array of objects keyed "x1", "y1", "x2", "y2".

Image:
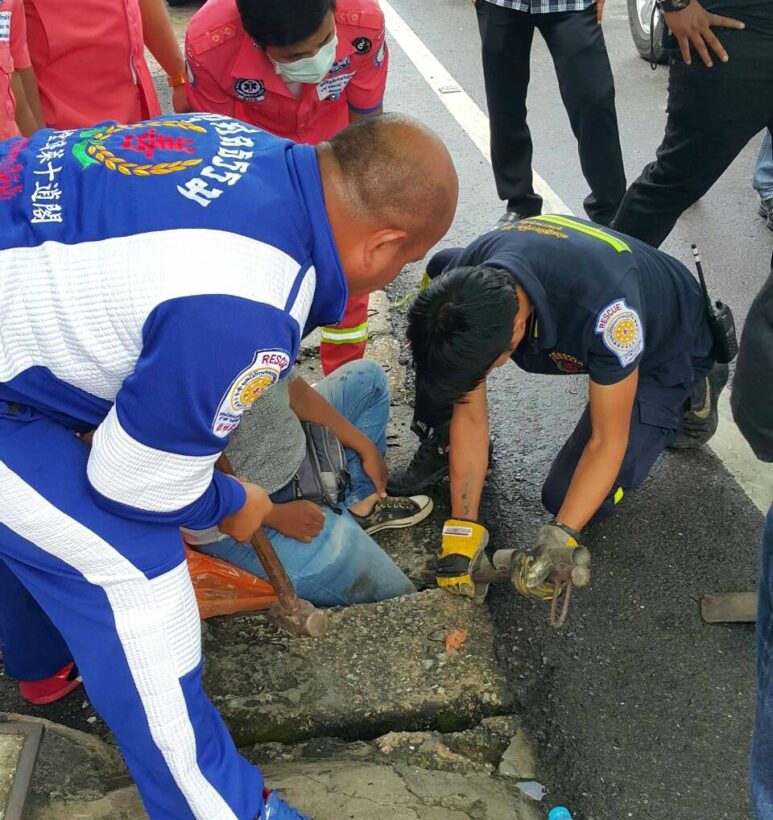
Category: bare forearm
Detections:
[
  {"x1": 139, "y1": 0, "x2": 184, "y2": 77},
  {"x1": 11, "y1": 73, "x2": 37, "y2": 136},
  {"x1": 449, "y1": 396, "x2": 489, "y2": 520},
  {"x1": 288, "y1": 377, "x2": 371, "y2": 453},
  {"x1": 557, "y1": 438, "x2": 627, "y2": 531},
  {"x1": 18, "y1": 68, "x2": 44, "y2": 128}
]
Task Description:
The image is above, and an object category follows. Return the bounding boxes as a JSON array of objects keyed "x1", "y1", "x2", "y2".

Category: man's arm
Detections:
[
  {"x1": 288, "y1": 375, "x2": 387, "y2": 496},
  {"x1": 86, "y1": 298, "x2": 297, "y2": 534},
  {"x1": 449, "y1": 381, "x2": 490, "y2": 521},
  {"x1": 556, "y1": 369, "x2": 639, "y2": 531},
  {"x1": 137, "y1": 0, "x2": 189, "y2": 112},
  {"x1": 10, "y1": 72, "x2": 37, "y2": 136},
  {"x1": 17, "y1": 67, "x2": 44, "y2": 128}
]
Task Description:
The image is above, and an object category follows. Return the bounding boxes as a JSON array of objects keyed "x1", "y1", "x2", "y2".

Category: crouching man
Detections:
[
  {"x1": 0, "y1": 113, "x2": 456, "y2": 819},
  {"x1": 188, "y1": 360, "x2": 432, "y2": 605},
  {"x1": 388, "y1": 215, "x2": 728, "y2": 602}
]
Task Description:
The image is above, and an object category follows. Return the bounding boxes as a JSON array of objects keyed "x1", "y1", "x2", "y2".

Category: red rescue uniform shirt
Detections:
[
  {"x1": 185, "y1": 0, "x2": 388, "y2": 144},
  {"x1": 23, "y1": 0, "x2": 161, "y2": 129},
  {"x1": 0, "y1": 0, "x2": 31, "y2": 141}
]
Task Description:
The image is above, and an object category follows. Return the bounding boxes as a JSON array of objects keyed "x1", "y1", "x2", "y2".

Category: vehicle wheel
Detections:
[{"x1": 627, "y1": 0, "x2": 668, "y2": 65}]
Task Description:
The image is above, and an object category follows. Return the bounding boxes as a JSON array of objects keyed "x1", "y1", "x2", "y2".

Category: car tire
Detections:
[{"x1": 627, "y1": 0, "x2": 668, "y2": 65}]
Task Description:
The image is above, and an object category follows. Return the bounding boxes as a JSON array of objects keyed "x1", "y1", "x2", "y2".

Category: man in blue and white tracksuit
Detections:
[{"x1": 0, "y1": 113, "x2": 457, "y2": 818}]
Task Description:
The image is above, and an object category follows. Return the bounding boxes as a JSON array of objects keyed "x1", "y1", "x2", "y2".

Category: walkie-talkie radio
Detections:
[{"x1": 691, "y1": 244, "x2": 738, "y2": 364}]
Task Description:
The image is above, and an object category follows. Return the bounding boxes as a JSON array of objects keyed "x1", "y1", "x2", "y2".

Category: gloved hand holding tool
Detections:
[
  {"x1": 435, "y1": 518, "x2": 493, "y2": 604},
  {"x1": 511, "y1": 521, "x2": 591, "y2": 628}
]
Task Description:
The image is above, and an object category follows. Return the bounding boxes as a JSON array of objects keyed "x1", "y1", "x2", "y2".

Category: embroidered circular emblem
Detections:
[
  {"x1": 71, "y1": 120, "x2": 205, "y2": 176},
  {"x1": 233, "y1": 78, "x2": 265, "y2": 101},
  {"x1": 595, "y1": 298, "x2": 644, "y2": 367},
  {"x1": 231, "y1": 370, "x2": 276, "y2": 411},
  {"x1": 352, "y1": 36, "x2": 372, "y2": 54}
]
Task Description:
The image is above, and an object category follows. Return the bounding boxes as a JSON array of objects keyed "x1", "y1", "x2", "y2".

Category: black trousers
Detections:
[
  {"x1": 613, "y1": 27, "x2": 773, "y2": 248},
  {"x1": 476, "y1": 2, "x2": 626, "y2": 225}
]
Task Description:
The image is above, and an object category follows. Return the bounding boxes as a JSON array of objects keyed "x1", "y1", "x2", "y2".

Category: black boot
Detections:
[
  {"x1": 669, "y1": 362, "x2": 729, "y2": 450},
  {"x1": 387, "y1": 423, "x2": 450, "y2": 496}
]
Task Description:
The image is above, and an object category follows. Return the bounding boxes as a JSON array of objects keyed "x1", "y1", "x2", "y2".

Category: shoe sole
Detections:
[
  {"x1": 365, "y1": 497, "x2": 434, "y2": 535},
  {"x1": 20, "y1": 675, "x2": 82, "y2": 706},
  {"x1": 386, "y1": 465, "x2": 449, "y2": 497}
]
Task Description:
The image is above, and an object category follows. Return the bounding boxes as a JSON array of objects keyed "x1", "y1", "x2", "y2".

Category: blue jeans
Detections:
[
  {"x1": 753, "y1": 503, "x2": 773, "y2": 818},
  {"x1": 754, "y1": 129, "x2": 773, "y2": 203},
  {"x1": 199, "y1": 361, "x2": 415, "y2": 607}
]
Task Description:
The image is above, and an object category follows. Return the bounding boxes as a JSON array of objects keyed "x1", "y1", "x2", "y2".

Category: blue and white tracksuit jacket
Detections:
[{"x1": 0, "y1": 114, "x2": 347, "y2": 819}]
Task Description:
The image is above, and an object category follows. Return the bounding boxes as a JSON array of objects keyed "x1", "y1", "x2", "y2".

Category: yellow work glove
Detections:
[
  {"x1": 436, "y1": 519, "x2": 490, "y2": 603},
  {"x1": 513, "y1": 521, "x2": 591, "y2": 600}
]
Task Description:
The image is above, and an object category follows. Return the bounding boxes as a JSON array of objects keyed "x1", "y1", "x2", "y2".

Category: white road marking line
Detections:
[{"x1": 382, "y1": 0, "x2": 773, "y2": 515}]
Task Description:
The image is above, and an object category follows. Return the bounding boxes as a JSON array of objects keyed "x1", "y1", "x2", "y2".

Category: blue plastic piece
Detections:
[{"x1": 548, "y1": 808, "x2": 573, "y2": 820}]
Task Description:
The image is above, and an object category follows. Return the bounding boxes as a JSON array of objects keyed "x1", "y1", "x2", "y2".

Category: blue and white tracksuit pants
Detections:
[{"x1": 0, "y1": 407, "x2": 263, "y2": 819}]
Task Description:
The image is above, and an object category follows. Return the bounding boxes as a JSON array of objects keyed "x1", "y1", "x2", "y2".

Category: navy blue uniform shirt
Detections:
[{"x1": 428, "y1": 215, "x2": 713, "y2": 391}]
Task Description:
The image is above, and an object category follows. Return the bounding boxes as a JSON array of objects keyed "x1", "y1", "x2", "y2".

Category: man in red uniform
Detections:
[{"x1": 185, "y1": 0, "x2": 388, "y2": 374}]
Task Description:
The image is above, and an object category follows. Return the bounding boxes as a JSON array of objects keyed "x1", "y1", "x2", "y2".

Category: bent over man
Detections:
[
  {"x1": 389, "y1": 215, "x2": 727, "y2": 601},
  {"x1": 186, "y1": 0, "x2": 389, "y2": 374},
  {"x1": 0, "y1": 113, "x2": 456, "y2": 819}
]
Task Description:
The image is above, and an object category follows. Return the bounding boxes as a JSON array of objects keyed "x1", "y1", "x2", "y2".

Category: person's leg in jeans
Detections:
[
  {"x1": 752, "y1": 503, "x2": 773, "y2": 818},
  {"x1": 614, "y1": 30, "x2": 773, "y2": 247},
  {"x1": 476, "y1": 1, "x2": 541, "y2": 217},
  {"x1": 539, "y1": 7, "x2": 626, "y2": 226},
  {"x1": 753, "y1": 128, "x2": 773, "y2": 228},
  {"x1": 200, "y1": 360, "x2": 415, "y2": 605}
]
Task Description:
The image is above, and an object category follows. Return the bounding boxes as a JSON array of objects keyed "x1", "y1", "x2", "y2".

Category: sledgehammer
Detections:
[{"x1": 216, "y1": 455, "x2": 329, "y2": 638}]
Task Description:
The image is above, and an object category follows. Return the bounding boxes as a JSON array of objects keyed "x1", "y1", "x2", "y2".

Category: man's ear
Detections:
[
  {"x1": 363, "y1": 227, "x2": 409, "y2": 267},
  {"x1": 512, "y1": 314, "x2": 527, "y2": 348}
]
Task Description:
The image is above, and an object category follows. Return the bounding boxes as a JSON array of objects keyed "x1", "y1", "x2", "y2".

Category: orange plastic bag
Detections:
[{"x1": 185, "y1": 544, "x2": 278, "y2": 619}]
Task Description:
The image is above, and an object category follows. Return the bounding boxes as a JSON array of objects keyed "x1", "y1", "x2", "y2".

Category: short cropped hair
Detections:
[
  {"x1": 329, "y1": 114, "x2": 450, "y2": 237},
  {"x1": 237, "y1": 0, "x2": 336, "y2": 47},
  {"x1": 408, "y1": 265, "x2": 519, "y2": 405}
]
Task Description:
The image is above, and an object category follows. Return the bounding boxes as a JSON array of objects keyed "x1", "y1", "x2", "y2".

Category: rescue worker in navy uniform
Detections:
[{"x1": 388, "y1": 215, "x2": 728, "y2": 599}]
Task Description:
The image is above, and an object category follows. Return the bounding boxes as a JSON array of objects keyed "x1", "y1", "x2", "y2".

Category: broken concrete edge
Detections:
[{"x1": 6, "y1": 710, "x2": 545, "y2": 820}]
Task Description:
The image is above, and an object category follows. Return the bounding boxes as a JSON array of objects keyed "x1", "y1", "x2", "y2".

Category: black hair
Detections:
[
  {"x1": 236, "y1": 0, "x2": 336, "y2": 47},
  {"x1": 408, "y1": 265, "x2": 519, "y2": 405}
]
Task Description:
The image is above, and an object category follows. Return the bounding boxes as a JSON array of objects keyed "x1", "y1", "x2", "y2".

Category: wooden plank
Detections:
[{"x1": 701, "y1": 592, "x2": 757, "y2": 624}]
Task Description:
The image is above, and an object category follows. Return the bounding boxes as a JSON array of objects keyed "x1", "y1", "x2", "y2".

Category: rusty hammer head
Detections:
[{"x1": 269, "y1": 597, "x2": 329, "y2": 638}]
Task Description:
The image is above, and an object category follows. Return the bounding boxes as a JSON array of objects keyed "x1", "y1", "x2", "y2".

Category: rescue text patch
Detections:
[
  {"x1": 594, "y1": 299, "x2": 644, "y2": 368},
  {"x1": 212, "y1": 349, "x2": 291, "y2": 438}
]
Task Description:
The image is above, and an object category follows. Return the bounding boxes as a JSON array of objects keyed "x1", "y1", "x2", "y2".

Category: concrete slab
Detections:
[
  {"x1": 203, "y1": 589, "x2": 513, "y2": 746},
  {"x1": 0, "y1": 732, "x2": 24, "y2": 815}
]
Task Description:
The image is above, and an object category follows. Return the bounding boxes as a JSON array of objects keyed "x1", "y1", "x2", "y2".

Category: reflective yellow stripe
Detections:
[
  {"x1": 613, "y1": 486, "x2": 624, "y2": 504},
  {"x1": 320, "y1": 321, "x2": 369, "y2": 345},
  {"x1": 532, "y1": 215, "x2": 631, "y2": 253},
  {"x1": 419, "y1": 271, "x2": 431, "y2": 291}
]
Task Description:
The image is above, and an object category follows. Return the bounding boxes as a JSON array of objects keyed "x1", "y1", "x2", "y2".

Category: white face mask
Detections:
[{"x1": 271, "y1": 33, "x2": 338, "y2": 85}]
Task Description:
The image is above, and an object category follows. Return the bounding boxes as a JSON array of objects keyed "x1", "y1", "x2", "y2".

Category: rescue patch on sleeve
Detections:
[
  {"x1": 212, "y1": 349, "x2": 291, "y2": 438},
  {"x1": 594, "y1": 299, "x2": 644, "y2": 368}
]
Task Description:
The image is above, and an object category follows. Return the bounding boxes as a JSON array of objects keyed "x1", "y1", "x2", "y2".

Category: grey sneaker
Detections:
[
  {"x1": 669, "y1": 362, "x2": 729, "y2": 450},
  {"x1": 351, "y1": 495, "x2": 433, "y2": 535}
]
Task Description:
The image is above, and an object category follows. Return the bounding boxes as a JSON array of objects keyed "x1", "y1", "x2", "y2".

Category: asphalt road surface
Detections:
[{"x1": 380, "y1": 1, "x2": 772, "y2": 817}]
